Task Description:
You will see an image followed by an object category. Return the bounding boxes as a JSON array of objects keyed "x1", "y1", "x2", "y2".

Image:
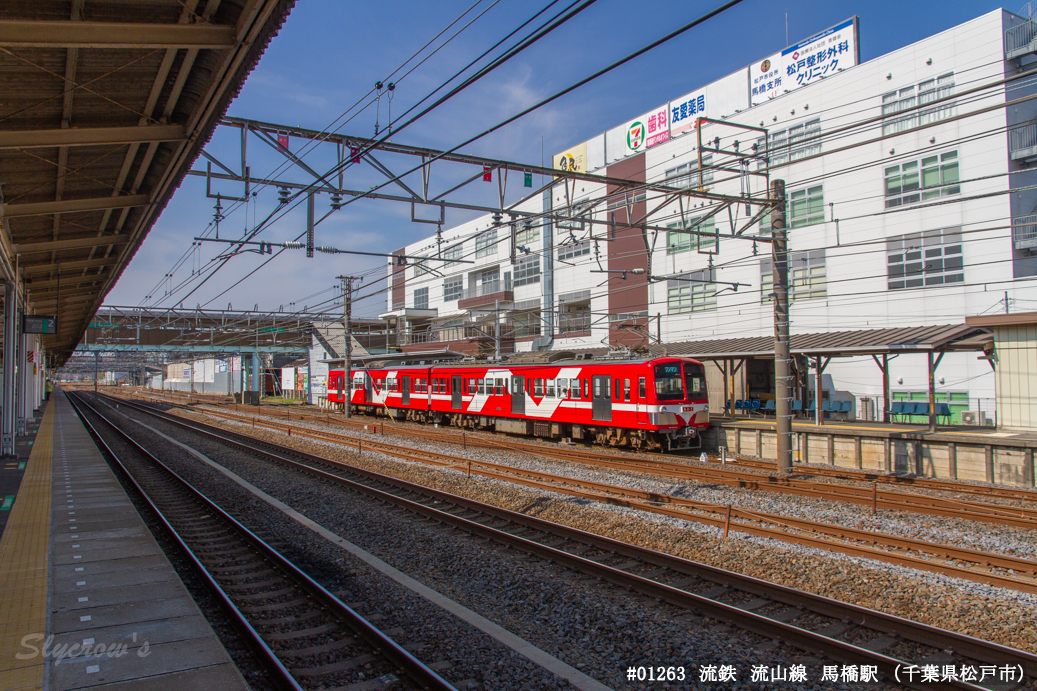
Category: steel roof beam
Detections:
[
  {"x1": 13, "y1": 235, "x2": 127, "y2": 254},
  {"x1": 22, "y1": 257, "x2": 118, "y2": 274},
  {"x1": 3, "y1": 194, "x2": 149, "y2": 218},
  {"x1": 0, "y1": 125, "x2": 184, "y2": 150},
  {"x1": 0, "y1": 20, "x2": 236, "y2": 49}
]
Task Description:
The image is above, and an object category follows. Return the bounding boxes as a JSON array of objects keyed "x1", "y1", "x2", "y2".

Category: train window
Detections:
[
  {"x1": 654, "y1": 363, "x2": 685, "y2": 400},
  {"x1": 639, "y1": 377, "x2": 646, "y2": 398},
  {"x1": 534, "y1": 379, "x2": 544, "y2": 397},
  {"x1": 624, "y1": 378, "x2": 631, "y2": 401},
  {"x1": 684, "y1": 363, "x2": 707, "y2": 398},
  {"x1": 615, "y1": 378, "x2": 621, "y2": 400},
  {"x1": 495, "y1": 378, "x2": 505, "y2": 395},
  {"x1": 545, "y1": 379, "x2": 555, "y2": 397},
  {"x1": 476, "y1": 379, "x2": 484, "y2": 395},
  {"x1": 557, "y1": 378, "x2": 567, "y2": 398}
]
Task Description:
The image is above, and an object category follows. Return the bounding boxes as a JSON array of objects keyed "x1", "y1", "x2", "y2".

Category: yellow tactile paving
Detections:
[{"x1": 0, "y1": 403, "x2": 53, "y2": 691}]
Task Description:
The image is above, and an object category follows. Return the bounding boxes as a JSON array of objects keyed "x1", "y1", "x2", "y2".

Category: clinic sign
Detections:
[
  {"x1": 558, "y1": 17, "x2": 858, "y2": 165},
  {"x1": 752, "y1": 17, "x2": 858, "y2": 106}
]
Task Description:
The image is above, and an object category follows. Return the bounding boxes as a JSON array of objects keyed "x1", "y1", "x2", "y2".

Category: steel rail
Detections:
[
  {"x1": 140, "y1": 398, "x2": 1037, "y2": 593},
  {"x1": 124, "y1": 390, "x2": 1037, "y2": 522},
  {"x1": 69, "y1": 392, "x2": 457, "y2": 691},
  {"x1": 182, "y1": 400, "x2": 1037, "y2": 530},
  {"x1": 100, "y1": 394, "x2": 1037, "y2": 688}
]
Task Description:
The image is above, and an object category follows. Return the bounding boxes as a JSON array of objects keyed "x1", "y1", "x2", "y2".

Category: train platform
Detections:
[
  {"x1": 709, "y1": 416, "x2": 1036, "y2": 486},
  {"x1": 0, "y1": 406, "x2": 45, "y2": 540},
  {"x1": 0, "y1": 390, "x2": 249, "y2": 691}
]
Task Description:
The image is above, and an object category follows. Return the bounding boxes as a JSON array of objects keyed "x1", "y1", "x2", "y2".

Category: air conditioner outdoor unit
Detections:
[{"x1": 961, "y1": 411, "x2": 985, "y2": 426}]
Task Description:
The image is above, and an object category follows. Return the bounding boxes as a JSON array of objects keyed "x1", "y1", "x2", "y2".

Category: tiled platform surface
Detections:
[
  {"x1": 0, "y1": 389, "x2": 249, "y2": 691},
  {"x1": 1, "y1": 403, "x2": 46, "y2": 538}
]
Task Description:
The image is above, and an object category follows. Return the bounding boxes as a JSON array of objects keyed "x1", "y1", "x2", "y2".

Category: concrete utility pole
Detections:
[
  {"x1": 336, "y1": 275, "x2": 362, "y2": 418},
  {"x1": 94, "y1": 351, "x2": 99, "y2": 393},
  {"x1": 771, "y1": 179, "x2": 792, "y2": 473}
]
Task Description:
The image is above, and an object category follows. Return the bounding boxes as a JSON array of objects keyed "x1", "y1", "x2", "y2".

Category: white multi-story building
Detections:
[{"x1": 382, "y1": 9, "x2": 1037, "y2": 422}]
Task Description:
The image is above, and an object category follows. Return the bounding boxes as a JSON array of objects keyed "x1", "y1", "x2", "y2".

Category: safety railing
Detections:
[
  {"x1": 1006, "y1": 19, "x2": 1037, "y2": 59},
  {"x1": 1013, "y1": 214, "x2": 1037, "y2": 250}
]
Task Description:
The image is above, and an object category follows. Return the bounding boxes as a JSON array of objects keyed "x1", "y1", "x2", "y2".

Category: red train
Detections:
[{"x1": 328, "y1": 357, "x2": 709, "y2": 451}]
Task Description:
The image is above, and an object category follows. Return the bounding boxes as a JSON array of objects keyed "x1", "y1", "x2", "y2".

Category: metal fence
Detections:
[
  {"x1": 1013, "y1": 214, "x2": 1037, "y2": 250},
  {"x1": 1006, "y1": 19, "x2": 1037, "y2": 58},
  {"x1": 1010, "y1": 122, "x2": 1037, "y2": 156}
]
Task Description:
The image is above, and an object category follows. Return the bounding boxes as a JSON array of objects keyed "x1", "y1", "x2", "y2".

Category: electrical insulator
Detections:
[
  {"x1": 277, "y1": 187, "x2": 290, "y2": 205},
  {"x1": 330, "y1": 194, "x2": 342, "y2": 210}
]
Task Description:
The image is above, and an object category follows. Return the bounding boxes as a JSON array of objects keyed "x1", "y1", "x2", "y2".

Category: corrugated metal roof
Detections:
[{"x1": 576, "y1": 324, "x2": 992, "y2": 361}]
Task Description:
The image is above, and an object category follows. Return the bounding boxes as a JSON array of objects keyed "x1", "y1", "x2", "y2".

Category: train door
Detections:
[
  {"x1": 401, "y1": 376, "x2": 410, "y2": 405},
  {"x1": 591, "y1": 375, "x2": 612, "y2": 422},
  {"x1": 511, "y1": 375, "x2": 525, "y2": 414},
  {"x1": 451, "y1": 375, "x2": 462, "y2": 409},
  {"x1": 636, "y1": 376, "x2": 648, "y2": 424}
]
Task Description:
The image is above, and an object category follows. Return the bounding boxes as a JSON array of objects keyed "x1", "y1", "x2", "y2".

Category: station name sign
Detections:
[{"x1": 23, "y1": 315, "x2": 57, "y2": 334}]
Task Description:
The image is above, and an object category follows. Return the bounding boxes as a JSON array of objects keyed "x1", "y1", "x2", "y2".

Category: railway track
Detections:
[
  {"x1": 125, "y1": 388, "x2": 1036, "y2": 515},
  {"x1": 94, "y1": 393, "x2": 1037, "y2": 691},
  {"x1": 127, "y1": 391, "x2": 1037, "y2": 531},
  {"x1": 124, "y1": 396, "x2": 1037, "y2": 595},
  {"x1": 68, "y1": 392, "x2": 456, "y2": 691}
]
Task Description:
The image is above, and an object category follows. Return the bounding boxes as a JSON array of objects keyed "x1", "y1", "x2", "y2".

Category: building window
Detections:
[
  {"x1": 443, "y1": 275, "x2": 463, "y2": 301},
  {"x1": 413, "y1": 255, "x2": 430, "y2": 277},
  {"x1": 666, "y1": 216, "x2": 716, "y2": 254},
  {"x1": 758, "y1": 119, "x2": 821, "y2": 167},
  {"x1": 516, "y1": 222, "x2": 538, "y2": 246},
  {"x1": 887, "y1": 227, "x2": 963, "y2": 289},
  {"x1": 443, "y1": 244, "x2": 463, "y2": 262},
  {"x1": 788, "y1": 186, "x2": 824, "y2": 228},
  {"x1": 605, "y1": 190, "x2": 647, "y2": 211},
  {"x1": 557, "y1": 200, "x2": 595, "y2": 233},
  {"x1": 413, "y1": 287, "x2": 428, "y2": 310},
  {"x1": 513, "y1": 255, "x2": 541, "y2": 286},
  {"x1": 475, "y1": 229, "x2": 497, "y2": 258},
  {"x1": 511, "y1": 310, "x2": 541, "y2": 337},
  {"x1": 791, "y1": 249, "x2": 827, "y2": 300},
  {"x1": 664, "y1": 155, "x2": 714, "y2": 189},
  {"x1": 884, "y1": 151, "x2": 959, "y2": 208},
  {"x1": 557, "y1": 238, "x2": 591, "y2": 261},
  {"x1": 667, "y1": 269, "x2": 717, "y2": 314},
  {"x1": 761, "y1": 250, "x2": 827, "y2": 301},
  {"x1": 882, "y1": 73, "x2": 955, "y2": 136}
]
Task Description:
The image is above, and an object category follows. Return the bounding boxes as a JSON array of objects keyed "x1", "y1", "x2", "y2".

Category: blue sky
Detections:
[{"x1": 106, "y1": 0, "x2": 1011, "y2": 316}]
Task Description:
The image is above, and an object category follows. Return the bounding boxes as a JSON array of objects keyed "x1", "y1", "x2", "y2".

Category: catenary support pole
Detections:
[
  {"x1": 337, "y1": 275, "x2": 361, "y2": 418},
  {"x1": 2, "y1": 282, "x2": 16, "y2": 456},
  {"x1": 771, "y1": 179, "x2": 792, "y2": 473}
]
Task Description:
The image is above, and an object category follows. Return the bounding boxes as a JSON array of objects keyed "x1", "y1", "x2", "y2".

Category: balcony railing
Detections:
[
  {"x1": 1010, "y1": 122, "x2": 1037, "y2": 162},
  {"x1": 460, "y1": 276, "x2": 512, "y2": 301},
  {"x1": 559, "y1": 315, "x2": 591, "y2": 332},
  {"x1": 1013, "y1": 214, "x2": 1037, "y2": 250},
  {"x1": 1007, "y1": 19, "x2": 1037, "y2": 60}
]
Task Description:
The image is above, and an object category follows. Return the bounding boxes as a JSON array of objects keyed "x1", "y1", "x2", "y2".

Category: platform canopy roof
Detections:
[
  {"x1": 0, "y1": 0, "x2": 296, "y2": 365},
  {"x1": 583, "y1": 324, "x2": 994, "y2": 362}
]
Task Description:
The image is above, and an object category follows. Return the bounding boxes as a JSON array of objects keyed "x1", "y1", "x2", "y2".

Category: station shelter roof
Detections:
[
  {"x1": 0, "y1": 0, "x2": 296, "y2": 365},
  {"x1": 582, "y1": 323, "x2": 993, "y2": 362}
]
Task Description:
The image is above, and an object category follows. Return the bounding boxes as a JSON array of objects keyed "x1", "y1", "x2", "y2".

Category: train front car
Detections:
[{"x1": 647, "y1": 358, "x2": 710, "y2": 451}]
